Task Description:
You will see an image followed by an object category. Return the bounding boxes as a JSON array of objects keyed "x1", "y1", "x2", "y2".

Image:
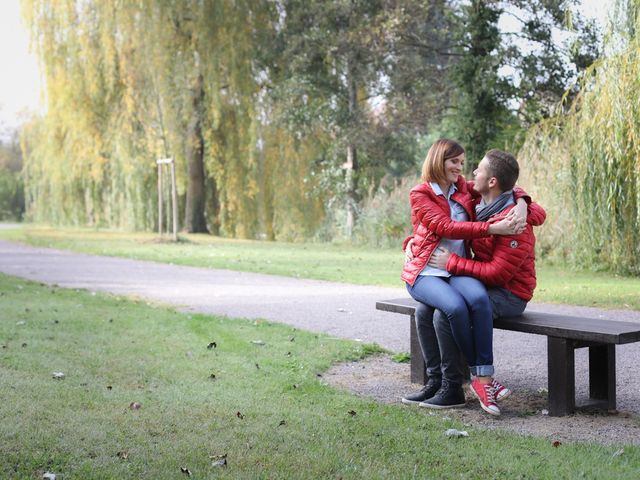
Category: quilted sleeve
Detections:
[
  {"x1": 410, "y1": 190, "x2": 491, "y2": 240},
  {"x1": 446, "y1": 229, "x2": 533, "y2": 286},
  {"x1": 527, "y1": 202, "x2": 546, "y2": 227}
]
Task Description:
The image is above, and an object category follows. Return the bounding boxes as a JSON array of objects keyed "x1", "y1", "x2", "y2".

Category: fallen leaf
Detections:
[
  {"x1": 255, "y1": 363, "x2": 260, "y2": 370},
  {"x1": 22, "y1": 343, "x2": 28, "y2": 348},
  {"x1": 236, "y1": 411, "x2": 244, "y2": 419},
  {"x1": 251, "y1": 340, "x2": 265, "y2": 346},
  {"x1": 107, "y1": 385, "x2": 113, "y2": 390},
  {"x1": 52, "y1": 372, "x2": 65, "y2": 379},
  {"x1": 180, "y1": 467, "x2": 192, "y2": 476},
  {"x1": 116, "y1": 450, "x2": 129, "y2": 460},
  {"x1": 285, "y1": 352, "x2": 292, "y2": 357},
  {"x1": 42, "y1": 473, "x2": 56, "y2": 480},
  {"x1": 289, "y1": 336, "x2": 295, "y2": 342},
  {"x1": 445, "y1": 429, "x2": 469, "y2": 438},
  {"x1": 129, "y1": 402, "x2": 142, "y2": 410},
  {"x1": 552, "y1": 440, "x2": 561, "y2": 448},
  {"x1": 207, "y1": 342, "x2": 217, "y2": 349},
  {"x1": 16, "y1": 321, "x2": 26, "y2": 326},
  {"x1": 348, "y1": 410, "x2": 357, "y2": 416},
  {"x1": 210, "y1": 454, "x2": 227, "y2": 467},
  {"x1": 279, "y1": 420, "x2": 286, "y2": 426},
  {"x1": 209, "y1": 373, "x2": 216, "y2": 380},
  {"x1": 541, "y1": 409, "x2": 549, "y2": 416},
  {"x1": 292, "y1": 384, "x2": 299, "y2": 389}
]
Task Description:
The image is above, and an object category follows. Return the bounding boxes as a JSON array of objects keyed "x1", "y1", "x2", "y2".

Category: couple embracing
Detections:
[{"x1": 401, "y1": 139, "x2": 545, "y2": 416}]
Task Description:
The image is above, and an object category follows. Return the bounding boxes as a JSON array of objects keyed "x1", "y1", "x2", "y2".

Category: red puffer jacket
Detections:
[
  {"x1": 446, "y1": 203, "x2": 546, "y2": 300},
  {"x1": 400, "y1": 177, "x2": 533, "y2": 286}
]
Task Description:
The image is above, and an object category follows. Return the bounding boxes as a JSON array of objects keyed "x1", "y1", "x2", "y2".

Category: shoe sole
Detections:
[
  {"x1": 418, "y1": 401, "x2": 466, "y2": 409},
  {"x1": 401, "y1": 398, "x2": 423, "y2": 405},
  {"x1": 470, "y1": 386, "x2": 501, "y2": 416},
  {"x1": 496, "y1": 389, "x2": 512, "y2": 402}
]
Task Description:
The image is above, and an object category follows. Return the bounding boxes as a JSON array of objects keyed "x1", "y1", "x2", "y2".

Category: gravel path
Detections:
[{"x1": 2, "y1": 238, "x2": 640, "y2": 445}]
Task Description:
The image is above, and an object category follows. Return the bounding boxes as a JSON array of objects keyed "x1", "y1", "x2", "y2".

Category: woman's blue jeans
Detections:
[{"x1": 406, "y1": 275, "x2": 494, "y2": 377}]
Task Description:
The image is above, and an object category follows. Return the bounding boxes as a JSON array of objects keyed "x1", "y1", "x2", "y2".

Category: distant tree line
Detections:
[
  {"x1": 19, "y1": 0, "x2": 598, "y2": 240},
  {"x1": 0, "y1": 130, "x2": 24, "y2": 220}
]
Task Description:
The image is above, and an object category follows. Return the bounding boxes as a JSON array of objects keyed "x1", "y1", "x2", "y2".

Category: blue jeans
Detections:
[{"x1": 407, "y1": 275, "x2": 494, "y2": 376}]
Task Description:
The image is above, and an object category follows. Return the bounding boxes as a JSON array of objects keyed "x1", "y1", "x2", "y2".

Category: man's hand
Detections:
[
  {"x1": 405, "y1": 238, "x2": 415, "y2": 263},
  {"x1": 427, "y1": 246, "x2": 450, "y2": 270}
]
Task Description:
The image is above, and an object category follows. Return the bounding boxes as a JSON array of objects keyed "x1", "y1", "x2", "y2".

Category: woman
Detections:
[{"x1": 401, "y1": 139, "x2": 527, "y2": 416}]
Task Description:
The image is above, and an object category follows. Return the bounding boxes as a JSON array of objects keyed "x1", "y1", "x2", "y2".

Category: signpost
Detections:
[{"x1": 156, "y1": 158, "x2": 178, "y2": 241}]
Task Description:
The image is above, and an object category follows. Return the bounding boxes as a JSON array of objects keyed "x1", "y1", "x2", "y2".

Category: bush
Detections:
[
  {"x1": 0, "y1": 168, "x2": 24, "y2": 221},
  {"x1": 352, "y1": 176, "x2": 416, "y2": 248}
]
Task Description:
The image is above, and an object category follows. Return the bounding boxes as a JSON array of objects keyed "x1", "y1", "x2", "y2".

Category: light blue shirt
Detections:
[{"x1": 419, "y1": 182, "x2": 469, "y2": 277}]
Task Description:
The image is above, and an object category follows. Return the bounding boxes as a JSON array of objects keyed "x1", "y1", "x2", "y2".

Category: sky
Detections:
[
  {"x1": 0, "y1": 0, "x2": 616, "y2": 132},
  {"x1": 0, "y1": 1, "x2": 40, "y2": 131}
]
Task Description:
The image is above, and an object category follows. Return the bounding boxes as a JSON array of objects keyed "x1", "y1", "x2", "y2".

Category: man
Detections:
[{"x1": 402, "y1": 149, "x2": 545, "y2": 412}]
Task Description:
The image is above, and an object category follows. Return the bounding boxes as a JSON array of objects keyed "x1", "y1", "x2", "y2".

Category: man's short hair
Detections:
[{"x1": 485, "y1": 149, "x2": 519, "y2": 191}]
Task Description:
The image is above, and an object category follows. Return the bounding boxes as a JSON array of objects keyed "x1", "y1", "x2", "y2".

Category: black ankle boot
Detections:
[
  {"x1": 419, "y1": 381, "x2": 466, "y2": 409},
  {"x1": 401, "y1": 377, "x2": 442, "y2": 405}
]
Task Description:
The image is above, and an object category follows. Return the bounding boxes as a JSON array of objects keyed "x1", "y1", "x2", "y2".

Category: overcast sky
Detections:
[{"x1": 0, "y1": 0, "x2": 616, "y2": 131}]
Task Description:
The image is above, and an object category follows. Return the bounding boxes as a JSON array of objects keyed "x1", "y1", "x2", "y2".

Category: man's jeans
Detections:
[
  {"x1": 407, "y1": 275, "x2": 494, "y2": 377},
  {"x1": 415, "y1": 287, "x2": 527, "y2": 384}
]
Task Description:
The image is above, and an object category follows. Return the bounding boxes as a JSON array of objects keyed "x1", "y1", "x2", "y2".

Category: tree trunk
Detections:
[
  {"x1": 344, "y1": 59, "x2": 358, "y2": 239},
  {"x1": 184, "y1": 72, "x2": 209, "y2": 233}
]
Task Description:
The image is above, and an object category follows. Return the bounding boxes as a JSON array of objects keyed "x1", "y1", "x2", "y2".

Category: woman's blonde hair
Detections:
[{"x1": 421, "y1": 139, "x2": 465, "y2": 183}]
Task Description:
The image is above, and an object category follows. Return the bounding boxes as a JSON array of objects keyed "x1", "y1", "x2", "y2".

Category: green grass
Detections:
[
  {"x1": 1, "y1": 225, "x2": 640, "y2": 310},
  {"x1": 1, "y1": 274, "x2": 638, "y2": 479}
]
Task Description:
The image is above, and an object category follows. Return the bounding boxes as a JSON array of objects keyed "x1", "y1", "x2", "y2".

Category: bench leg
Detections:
[
  {"x1": 547, "y1": 337, "x2": 575, "y2": 416},
  {"x1": 588, "y1": 344, "x2": 616, "y2": 410},
  {"x1": 409, "y1": 314, "x2": 427, "y2": 384}
]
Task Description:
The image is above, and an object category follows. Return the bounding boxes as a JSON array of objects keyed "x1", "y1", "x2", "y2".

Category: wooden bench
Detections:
[{"x1": 376, "y1": 297, "x2": 640, "y2": 416}]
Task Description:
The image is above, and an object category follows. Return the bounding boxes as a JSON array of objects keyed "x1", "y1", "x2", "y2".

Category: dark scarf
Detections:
[{"x1": 475, "y1": 190, "x2": 514, "y2": 221}]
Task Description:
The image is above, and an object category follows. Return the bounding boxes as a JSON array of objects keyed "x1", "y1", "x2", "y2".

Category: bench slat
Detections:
[{"x1": 376, "y1": 298, "x2": 640, "y2": 345}]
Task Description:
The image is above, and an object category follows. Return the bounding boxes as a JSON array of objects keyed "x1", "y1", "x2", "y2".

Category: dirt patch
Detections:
[{"x1": 323, "y1": 355, "x2": 640, "y2": 446}]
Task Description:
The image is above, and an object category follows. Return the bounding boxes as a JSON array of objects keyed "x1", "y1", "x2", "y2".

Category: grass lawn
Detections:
[
  {"x1": 1, "y1": 225, "x2": 639, "y2": 310},
  {"x1": 1, "y1": 273, "x2": 638, "y2": 479}
]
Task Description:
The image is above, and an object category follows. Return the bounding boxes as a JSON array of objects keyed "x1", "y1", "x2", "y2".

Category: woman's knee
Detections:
[{"x1": 441, "y1": 301, "x2": 469, "y2": 324}]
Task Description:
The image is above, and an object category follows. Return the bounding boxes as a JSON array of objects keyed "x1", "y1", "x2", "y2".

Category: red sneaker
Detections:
[
  {"x1": 491, "y1": 379, "x2": 512, "y2": 402},
  {"x1": 470, "y1": 379, "x2": 500, "y2": 416}
]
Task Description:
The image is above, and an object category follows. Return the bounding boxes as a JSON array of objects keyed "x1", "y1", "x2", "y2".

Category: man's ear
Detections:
[{"x1": 488, "y1": 176, "x2": 498, "y2": 189}]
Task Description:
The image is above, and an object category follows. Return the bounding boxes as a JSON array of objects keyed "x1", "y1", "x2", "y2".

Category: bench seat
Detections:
[{"x1": 376, "y1": 297, "x2": 640, "y2": 416}]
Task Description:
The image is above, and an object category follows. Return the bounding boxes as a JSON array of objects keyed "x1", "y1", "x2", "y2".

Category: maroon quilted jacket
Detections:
[
  {"x1": 446, "y1": 203, "x2": 546, "y2": 301},
  {"x1": 400, "y1": 176, "x2": 533, "y2": 286}
]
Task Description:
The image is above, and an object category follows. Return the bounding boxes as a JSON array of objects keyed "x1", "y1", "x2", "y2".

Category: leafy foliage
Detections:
[
  {"x1": 519, "y1": 2, "x2": 640, "y2": 274},
  {"x1": 446, "y1": 0, "x2": 600, "y2": 170},
  {"x1": 19, "y1": 0, "x2": 600, "y2": 243},
  {"x1": 0, "y1": 131, "x2": 24, "y2": 220}
]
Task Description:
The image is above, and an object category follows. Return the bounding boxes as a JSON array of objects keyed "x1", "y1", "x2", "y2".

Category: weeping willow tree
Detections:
[
  {"x1": 20, "y1": 0, "x2": 329, "y2": 238},
  {"x1": 518, "y1": 2, "x2": 640, "y2": 274}
]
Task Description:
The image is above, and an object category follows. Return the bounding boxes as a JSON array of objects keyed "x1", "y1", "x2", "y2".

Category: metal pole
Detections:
[
  {"x1": 157, "y1": 164, "x2": 163, "y2": 236},
  {"x1": 170, "y1": 160, "x2": 178, "y2": 241}
]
